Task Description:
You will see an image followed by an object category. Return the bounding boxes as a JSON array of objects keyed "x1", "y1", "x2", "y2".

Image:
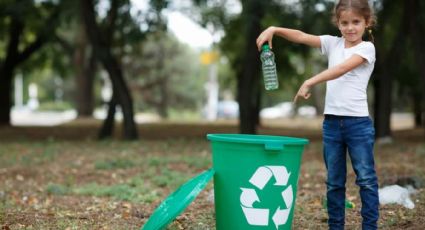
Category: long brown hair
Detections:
[{"x1": 332, "y1": 0, "x2": 377, "y2": 42}]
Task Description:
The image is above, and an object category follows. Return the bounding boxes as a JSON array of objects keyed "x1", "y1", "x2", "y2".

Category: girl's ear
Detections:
[
  {"x1": 365, "y1": 17, "x2": 373, "y2": 28},
  {"x1": 366, "y1": 22, "x2": 372, "y2": 28},
  {"x1": 367, "y1": 25, "x2": 375, "y2": 43}
]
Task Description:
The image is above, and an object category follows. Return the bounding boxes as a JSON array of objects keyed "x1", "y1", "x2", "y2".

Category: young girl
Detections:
[{"x1": 256, "y1": 0, "x2": 379, "y2": 229}]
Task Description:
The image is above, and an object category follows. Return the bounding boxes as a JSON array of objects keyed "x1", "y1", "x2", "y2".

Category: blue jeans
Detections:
[{"x1": 322, "y1": 115, "x2": 379, "y2": 230}]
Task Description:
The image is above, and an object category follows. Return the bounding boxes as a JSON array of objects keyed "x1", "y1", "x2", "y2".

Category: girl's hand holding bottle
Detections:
[{"x1": 256, "y1": 26, "x2": 276, "y2": 51}]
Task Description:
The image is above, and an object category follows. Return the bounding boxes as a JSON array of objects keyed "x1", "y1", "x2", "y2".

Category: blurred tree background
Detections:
[{"x1": 0, "y1": 0, "x2": 424, "y2": 140}]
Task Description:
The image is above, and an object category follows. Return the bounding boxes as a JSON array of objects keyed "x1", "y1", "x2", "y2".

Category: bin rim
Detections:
[{"x1": 207, "y1": 134, "x2": 309, "y2": 145}]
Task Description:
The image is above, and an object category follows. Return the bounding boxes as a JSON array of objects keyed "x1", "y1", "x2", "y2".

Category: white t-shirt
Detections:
[{"x1": 319, "y1": 35, "x2": 375, "y2": 117}]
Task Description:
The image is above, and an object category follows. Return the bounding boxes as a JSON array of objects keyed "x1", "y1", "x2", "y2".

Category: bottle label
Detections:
[
  {"x1": 261, "y1": 51, "x2": 278, "y2": 90},
  {"x1": 263, "y1": 59, "x2": 274, "y2": 66}
]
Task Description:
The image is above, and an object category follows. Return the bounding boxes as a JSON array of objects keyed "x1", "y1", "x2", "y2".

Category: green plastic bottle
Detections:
[
  {"x1": 260, "y1": 44, "x2": 279, "y2": 90},
  {"x1": 322, "y1": 197, "x2": 355, "y2": 209}
]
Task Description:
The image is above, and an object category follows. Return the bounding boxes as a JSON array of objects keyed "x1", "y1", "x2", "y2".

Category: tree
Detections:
[
  {"x1": 235, "y1": 0, "x2": 265, "y2": 133},
  {"x1": 194, "y1": 0, "x2": 333, "y2": 133},
  {"x1": 0, "y1": 0, "x2": 59, "y2": 126},
  {"x1": 127, "y1": 32, "x2": 204, "y2": 118},
  {"x1": 406, "y1": 0, "x2": 425, "y2": 135},
  {"x1": 373, "y1": 0, "x2": 411, "y2": 141},
  {"x1": 73, "y1": 25, "x2": 97, "y2": 117},
  {"x1": 54, "y1": 19, "x2": 97, "y2": 118},
  {"x1": 79, "y1": 0, "x2": 138, "y2": 139},
  {"x1": 370, "y1": 0, "x2": 425, "y2": 140}
]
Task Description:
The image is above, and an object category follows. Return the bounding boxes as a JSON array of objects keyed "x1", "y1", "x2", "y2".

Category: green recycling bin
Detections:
[
  {"x1": 142, "y1": 134, "x2": 308, "y2": 230},
  {"x1": 207, "y1": 134, "x2": 308, "y2": 230}
]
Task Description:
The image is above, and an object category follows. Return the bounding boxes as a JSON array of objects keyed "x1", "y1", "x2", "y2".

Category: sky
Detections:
[
  {"x1": 130, "y1": 0, "x2": 215, "y2": 49},
  {"x1": 167, "y1": 11, "x2": 214, "y2": 49}
]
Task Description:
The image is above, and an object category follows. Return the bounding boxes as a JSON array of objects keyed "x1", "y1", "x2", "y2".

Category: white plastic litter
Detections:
[
  {"x1": 207, "y1": 189, "x2": 215, "y2": 204},
  {"x1": 378, "y1": 185, "x2": 415, "y2": 209}
]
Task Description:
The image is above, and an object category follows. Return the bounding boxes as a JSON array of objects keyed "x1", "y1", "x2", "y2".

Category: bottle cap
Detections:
[{"x1": 262, "y1": 44, "x2": 270, "y2": 51}]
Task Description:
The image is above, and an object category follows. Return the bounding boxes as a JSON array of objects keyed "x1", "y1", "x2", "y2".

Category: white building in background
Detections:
[
  {"x1": 101, "y1": 71, "x2": 112, "y2": 103},
  {"x1": 204, "y1": 63, "x2": 219, "y2": 121},
  {"x1": 27, "y1": 83, "x2": 39, "y2": 110},
  {"x1": 11, "y1": 75, "x2": 77, "y2": 126},
  {"x1": 14, "y1": 73, "x2": 24, "y2": 108}
]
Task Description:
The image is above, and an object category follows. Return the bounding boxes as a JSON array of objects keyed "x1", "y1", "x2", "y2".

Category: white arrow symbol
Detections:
[
  {"x1": 272, "y1": 206, "x2": 290, "y2": 229},
  {"x1": 241, "y1": 206, "x2": 270, "y2": 226},
  {"x1": 241, "y1": 165, "x2": 294, "y2": 228},
  {"x1": 240, "y1": 188, "x2": 259, "y2": 208},
  {"x1": 281, "y1": 185, "x2": 293, "y2": 209},
  {"x1": 249, "y1": 167, "x2": 273, "y2": 190},
  {"x1": 267, "y1": 166, "x2": 291, "y2": 186}
]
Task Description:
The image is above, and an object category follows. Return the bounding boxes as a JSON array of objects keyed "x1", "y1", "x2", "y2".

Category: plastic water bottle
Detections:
[{"x1": 260, "y1": 44, "x2": 279, "y2": 90}]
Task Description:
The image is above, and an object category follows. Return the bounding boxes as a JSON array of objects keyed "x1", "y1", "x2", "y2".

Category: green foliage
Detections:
[
  {"x1": 167, "y1": 109, "x2": 202, "y2": 121},
  {"x1": 0, "y1": 0, "x2": 63, "y2": 69},
  {"x1": 125, "y1": 31, "x2": 205, "y2": 114},
  {"x1": 194, "y1": 1, "x2": 337, "y2": 108},
  {"x1": 37, "y1": 101, "x2": 73, "y2": 111},
  {"x1": 374, "y1": 0, "x2": 425, "y2": 114},
  {"x1": 1, "y1": 0, "x2": 423, "y2": 124}
]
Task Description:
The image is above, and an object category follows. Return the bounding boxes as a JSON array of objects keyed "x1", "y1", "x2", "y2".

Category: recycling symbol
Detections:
[{"x1": 240, "y1": 165, "x2": 293, "y2": 229}]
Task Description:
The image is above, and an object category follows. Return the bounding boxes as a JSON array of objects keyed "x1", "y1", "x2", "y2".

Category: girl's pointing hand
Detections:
[{"x1": 293, "y1": 80, "x2": 312, "y2": 104}]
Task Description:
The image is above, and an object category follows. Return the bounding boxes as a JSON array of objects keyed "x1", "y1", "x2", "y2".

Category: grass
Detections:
[
  {"x1": 0, "y1": 140, "x2": 60, "y2": 167},
  {"x1": 0, "y1": 121, "x2": 424, "y2": 229},
  {"x1": 94, "y1": 159, "x2": 136, "y2": 170}
]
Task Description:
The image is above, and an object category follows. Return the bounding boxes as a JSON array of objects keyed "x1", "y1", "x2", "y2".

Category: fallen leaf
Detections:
[{"x1": 16, "y1": 175, "x2": 24, "y2": 181}]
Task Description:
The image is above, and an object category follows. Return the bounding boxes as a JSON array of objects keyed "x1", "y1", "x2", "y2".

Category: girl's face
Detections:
[{"x1": 337, "y1": 10, "x2": 368, "y2": 47}]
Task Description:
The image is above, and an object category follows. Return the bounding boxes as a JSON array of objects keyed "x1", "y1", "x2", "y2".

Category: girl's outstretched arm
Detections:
[
  {"x1": 293, "y1": 54, "x2": 366, "y2": 103},
  {"x1": 256, "y1": 26, "x2": 321, "y2": 50}
]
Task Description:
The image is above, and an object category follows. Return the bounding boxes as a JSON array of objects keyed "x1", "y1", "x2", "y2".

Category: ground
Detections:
[{"x1": 0, "y1": 118, "x2": 424, "y2": 229}]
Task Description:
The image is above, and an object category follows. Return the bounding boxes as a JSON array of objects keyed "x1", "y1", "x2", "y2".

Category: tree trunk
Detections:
[
  {"x1": 237, "y1": 0, "x2": 264, "y2": 134},
  {"x1": 158, "y1": 81, "x2": 168, "y2": 118},
  {"x1": 407, "y1": 0, "x2": 425, "y2": 137},
  {"x1": 80, "y1": 0, "x2": 138, "y2": 140},
  {"x1": 98, "y1": 93, "x2": 117, "y2": 139},
  {"x1": 374, "y1": 1, "x2": 409, "y2": 140},
  {"x1": 0, "y1": 7, "x2": 58, "y2": 126},
  {"x1": 0, "y1": 67, "x2": 14, "y2": 126},
  {"x1": 74, "y1": 25, "x2": 96, "y2": 117},
  {"x1": 373, "y1": 71, "x2": 392, "y2": 139},
  {"x1": 156, "y1": 41, "x2": 168, "y2": 118},
  {"x1": 412, "y1": 94, "x2": 422, "y2": 127},
  {"x1": 105, "y1": 60, "x2": 138, "y2": 139},
  {"x1": 0, "y1": 17, "x2": 22, "y2": 126}
]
